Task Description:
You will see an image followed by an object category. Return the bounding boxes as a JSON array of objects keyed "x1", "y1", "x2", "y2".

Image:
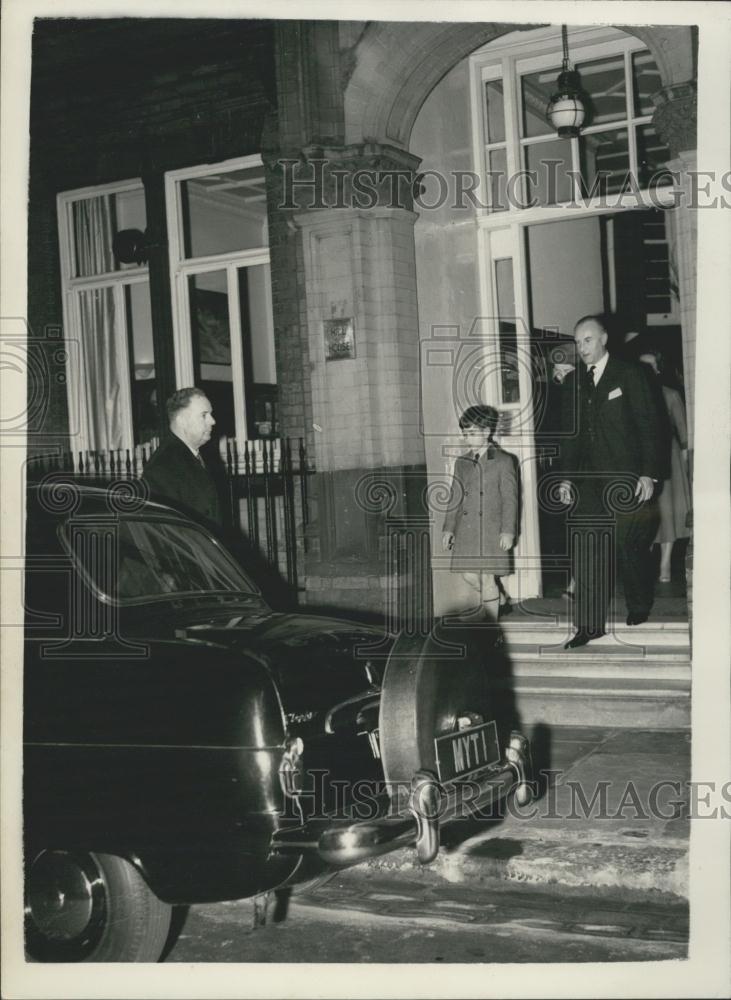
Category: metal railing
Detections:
[{"x1": 26, "y1": 436, "x2": 309, "y2": 592}]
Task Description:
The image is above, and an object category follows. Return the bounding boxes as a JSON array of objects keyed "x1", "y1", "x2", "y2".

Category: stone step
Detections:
[
  {"x1": 507, "y1": 669, "x2": 690, "y2": 730},
  {"x1": 510, "y1": 657, "x2": 690, "y2": 682},
  {"x1": 504, "y1": 641, "x2": 690, "y2": 663},
  {"x1": 513, "y1": 690, "x2": 689, "y2": 729},
  {"x1": 494, "y1": 636, "x2": 691, "y2": 728},
  {"x1": 501, "y1": 619, "x2": 689, "y2": 649},
  {"x1": 512, "y1": 673, "x2": 689, "y2": 697}
]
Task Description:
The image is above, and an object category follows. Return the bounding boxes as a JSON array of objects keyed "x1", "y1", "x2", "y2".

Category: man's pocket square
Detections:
[{"x1": 608, "y1": 387, "x2": 622, "y2": 400}]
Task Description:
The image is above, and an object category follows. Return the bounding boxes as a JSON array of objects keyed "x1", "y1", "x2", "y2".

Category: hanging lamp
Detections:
[{"x1": 545, "y1": 26, "x2": 587, "y2": 137}]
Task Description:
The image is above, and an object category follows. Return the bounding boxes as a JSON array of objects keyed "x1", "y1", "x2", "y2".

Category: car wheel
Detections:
[{"x1": 25, "y1": 850, "x2": 172, "y2": 962}]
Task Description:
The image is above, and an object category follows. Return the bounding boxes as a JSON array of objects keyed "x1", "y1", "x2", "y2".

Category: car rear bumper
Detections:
[{"x1": 272, "y1": 732, "x2": 531, "y2": 867}]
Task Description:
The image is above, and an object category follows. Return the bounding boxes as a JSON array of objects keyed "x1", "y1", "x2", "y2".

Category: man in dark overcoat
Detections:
[
  {"x1": 558, "y1": 316, "x2": 662, "y2": 648},
  {"x1": 142, "y1": 387, "x2": 222, "y2": 526}
]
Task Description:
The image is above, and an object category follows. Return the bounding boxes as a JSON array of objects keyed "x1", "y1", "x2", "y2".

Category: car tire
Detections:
[{"x1": 25, "y1": 850, "x2": 172, "y2": 962}]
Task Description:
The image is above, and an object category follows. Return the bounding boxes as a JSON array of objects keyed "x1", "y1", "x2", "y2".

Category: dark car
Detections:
[{"x1": 23, "y1": 481, "x2": 531, "y2": 962}]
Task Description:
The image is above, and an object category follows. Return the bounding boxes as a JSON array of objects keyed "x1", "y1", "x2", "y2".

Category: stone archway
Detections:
[
  {"x1": 345, "y1": 22, "x2": 695, "y2": 152},
  {"x1": 267, "y1": 18, "x2": 697, "y2": 618}
]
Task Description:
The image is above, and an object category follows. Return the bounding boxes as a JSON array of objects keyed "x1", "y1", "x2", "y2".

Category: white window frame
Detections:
[
  {"x1": 470, "y1": 26, "x2": 677, "y2": 227},
  {"x1": 164, "y1": 154, "x2": 272, "y2": 443},
  {"x1": 468, "y1": 25, "x2": 678, "y2": 419},
  {"x1": 57, "y1": 178, "x2": 149, "y2": 455}
]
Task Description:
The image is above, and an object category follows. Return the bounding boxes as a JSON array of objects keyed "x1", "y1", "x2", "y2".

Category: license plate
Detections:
[{"x1": 434, "y1": 720, "x2": 500, "y2": 782}]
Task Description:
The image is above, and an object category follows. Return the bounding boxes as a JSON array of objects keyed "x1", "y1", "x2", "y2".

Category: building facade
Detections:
[{"x1": 27, "y1": 18, "x2": 698, "y2": 618}]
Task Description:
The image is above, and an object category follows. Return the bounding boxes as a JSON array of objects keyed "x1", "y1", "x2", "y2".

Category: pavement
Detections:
[
  {"x1": 164, "y1": 727, "x2": 691, "y2": 963},
  {"x1": 169, "y1": 872, "x2": 688, "y2": 963},
  {"x1": 367, "y1": 724, "x2": 691, "y2": 900}
]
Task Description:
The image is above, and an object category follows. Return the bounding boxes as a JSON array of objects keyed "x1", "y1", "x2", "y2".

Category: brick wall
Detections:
[{"x1": 27, "y1": 19, "x2": 276, "y2": 455}]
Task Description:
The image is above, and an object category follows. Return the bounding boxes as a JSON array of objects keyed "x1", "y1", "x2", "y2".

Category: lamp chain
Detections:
[{"x1": 561, "y1": 24, "x2": 571, "y2": 72}]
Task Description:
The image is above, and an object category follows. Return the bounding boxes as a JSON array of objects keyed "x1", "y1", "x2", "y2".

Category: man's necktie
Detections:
[
  {"x1": 195, "y1": 452, "x2": 205, "y2": 467},
  {"x1": 587, "y1": 365, "x2": 596, "y2": 389}
]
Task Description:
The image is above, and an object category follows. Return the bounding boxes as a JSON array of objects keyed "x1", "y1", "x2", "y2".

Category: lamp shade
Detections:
[{"x1": 546, "y1": 69, "x2": 586, "y2": 138}]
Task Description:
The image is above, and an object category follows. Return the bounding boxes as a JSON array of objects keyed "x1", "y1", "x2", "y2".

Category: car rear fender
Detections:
[{"x1": 24, "y1": 640, "x2": 297, "y2": 876}]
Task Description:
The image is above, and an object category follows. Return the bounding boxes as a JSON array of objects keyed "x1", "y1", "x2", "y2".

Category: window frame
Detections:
[
  {"x1": 164, "y1": 154, "x2": 274, "y2": 444},
  {"x1": 469, "y1": 26, "x2": 676, "y2": 226},
  {"x1": 59, "y1": 514, "x2": 259, "y2": 607},
  {"x1": 57, "y1": 178, "x2": 151, "y2": 455}
]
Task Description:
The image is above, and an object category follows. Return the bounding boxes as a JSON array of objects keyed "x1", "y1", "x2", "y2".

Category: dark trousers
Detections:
[{"x1": 570, "y1": 474, "x2": 659, "y2": 633}]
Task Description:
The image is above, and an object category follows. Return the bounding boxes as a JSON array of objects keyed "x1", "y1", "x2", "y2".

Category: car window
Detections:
[{"x1": 63, "y1": 517, "x2": 257, "y2": 603}]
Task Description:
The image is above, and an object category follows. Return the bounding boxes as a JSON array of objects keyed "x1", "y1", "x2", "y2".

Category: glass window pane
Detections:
[
  {"x1": 575, "y1": 53, "x2": 626, "y2": 127},
  {"x1": 188, "y1": 270, "x2": 235, "y2": 439},
  {"x1": 524, "y1": 139, "x2": 574, "y2": 206},
  {"x1": 632, "y1": 50, "x2": 662, "y2": 118},
  {"x1": 238, "y1": 264, "x2": 278, "y2": 439},
  {"x1": 115, "y1": 187, "x2": 147, "y2": 234},
  {"x1": 73, "y1": 188, "x2": 146, "y2": 278},
  {"x1": 124, "y1": 282, "x2": 157, "y2": 447},
  {"x1": 521, "y1": 67, "x2": 557, "y2": 138},
  {"x1": 181, "y1": 165, "x2": 268, "y2": 259},
  {"x1": 487, "y1": 147, "x2": 508, "y2": 213},
  {"x1": 642, "y1": 210, "x2": 673, "y2": 315},
  {"x1": 580, "y1": 128, "x2": 630, "y2": 196},
  {"x1": 484, "y1": 79, "x2": 506, "y2": 144},
  {"x1": 240, "y1": 265, "x2": 276, "y2": 385},
  {"x1": 77, "y1": 286, "x2": 128, "y2": 451},
  {"x1": 494, "y1": 258, "x2": 520, "y2": 405},
  {"x1": 636, "y1": 124, "x2": 671, "y2": 188},
  {"x1": 73, "y1": 519, "x2": 257, "y2": 602}
]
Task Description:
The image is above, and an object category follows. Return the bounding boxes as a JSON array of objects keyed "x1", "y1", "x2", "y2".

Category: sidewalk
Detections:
[{"x1": 368, "y1": 725, "x2": 690, "y2": 898}]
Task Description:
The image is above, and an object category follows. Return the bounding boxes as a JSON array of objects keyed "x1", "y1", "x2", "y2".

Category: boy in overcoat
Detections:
[{"x1": 442, "y1": 405, "x2": 518, "y2": 618}]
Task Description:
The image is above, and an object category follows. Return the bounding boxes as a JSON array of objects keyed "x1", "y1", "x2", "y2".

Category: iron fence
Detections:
[{"x1": 26, "y1": 437, "x2": 309, "y2": 592}]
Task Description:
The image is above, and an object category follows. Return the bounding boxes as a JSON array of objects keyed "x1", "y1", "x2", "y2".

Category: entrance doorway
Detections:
[{"x1": 523, "y1": 208, "x2": 687, "y2": 596}]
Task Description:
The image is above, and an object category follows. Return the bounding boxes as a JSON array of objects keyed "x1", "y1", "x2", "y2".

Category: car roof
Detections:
[{"x1": 26, "y1": 481, "x2": 193, "y2": 523}]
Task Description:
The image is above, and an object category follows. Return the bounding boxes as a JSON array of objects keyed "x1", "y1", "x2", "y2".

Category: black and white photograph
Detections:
[{"x1": 1, "y1": 0, "x2": 729, "y2": 997}]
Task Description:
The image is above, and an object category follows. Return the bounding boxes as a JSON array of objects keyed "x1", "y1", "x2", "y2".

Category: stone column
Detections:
[
  {"x1": 652, "y1": 81, "x2": 697, "y2": 441},
  {"x1": 266, "y1": 145, "x2": 431, "y2": 617},
  {"x1": 652, "y1": 81, "x2": 697, "y2": 629}
]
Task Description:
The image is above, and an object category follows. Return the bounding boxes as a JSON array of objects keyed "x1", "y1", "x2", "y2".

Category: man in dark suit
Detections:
[
  {"x1": 142, "y1": 387, "x2": 222, "y2": 526},
  {"x1": 558, "y1": 316, "x2": 662, "y2": 648}
]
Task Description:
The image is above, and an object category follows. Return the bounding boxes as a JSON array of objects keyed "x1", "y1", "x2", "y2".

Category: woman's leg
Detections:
[{"x1": 659, "y1": 541, "x2": 673, "y2": 582}]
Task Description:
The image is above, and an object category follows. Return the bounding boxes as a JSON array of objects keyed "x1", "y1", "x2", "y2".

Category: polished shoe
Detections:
[
  {"x1": 564, "y1": 629, "x2": 605, "y2": 649},
  {"x1": 626, "y1": 612, "x2": 649, "y2": 626}
]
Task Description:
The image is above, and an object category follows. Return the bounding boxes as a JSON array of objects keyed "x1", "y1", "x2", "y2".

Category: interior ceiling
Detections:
[{"x1": 191, "y1": 172, "x2": 267, "y2": 205}]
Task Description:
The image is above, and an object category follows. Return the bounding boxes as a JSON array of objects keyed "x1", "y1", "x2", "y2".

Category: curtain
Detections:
[{"x1": 73, "y1": 196, "x2": 128, "y2": 452}]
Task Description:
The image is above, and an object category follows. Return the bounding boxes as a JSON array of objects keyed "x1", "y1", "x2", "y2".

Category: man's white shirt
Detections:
[{"x1": 588, "y1": 350, "x2": 610, "y2": 385}]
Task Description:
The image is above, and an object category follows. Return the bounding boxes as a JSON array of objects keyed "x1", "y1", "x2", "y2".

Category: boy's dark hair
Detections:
[{"x1": 458, "y1": 405, "x2": 499, "y2": 434}]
